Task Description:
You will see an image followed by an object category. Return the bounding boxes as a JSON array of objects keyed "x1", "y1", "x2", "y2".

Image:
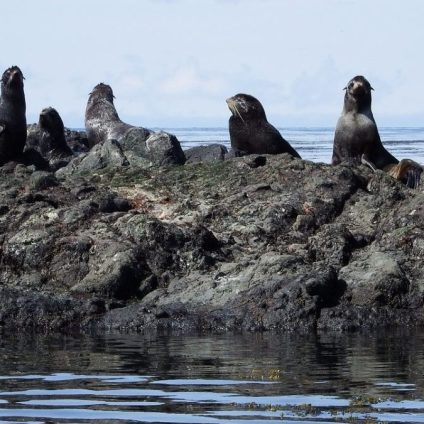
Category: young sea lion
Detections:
[
  {"x1": 226, "y1": 93, "x2": 301, "y2": 158},
  {"x1": 332, "y1": 75, "x2": 422, "y2": 188},
  {"x1": 0, "y1": 66, "x2": 27, "y2": 164},
  {"x1": 38, "y1": 107, "x2": 73, "y2": 157},
  {"x1": 35, "y1": 107, "x2": 74, "y2": 170}
]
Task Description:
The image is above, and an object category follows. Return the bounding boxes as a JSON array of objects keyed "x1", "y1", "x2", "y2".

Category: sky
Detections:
[{"x1": 2, "y1": 0, "x2": 424, "y2": 128}]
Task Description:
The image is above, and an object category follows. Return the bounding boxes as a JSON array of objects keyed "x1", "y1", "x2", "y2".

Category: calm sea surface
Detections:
[
  {"x1": 1, "y1": 330, "x2": 424, "y2": 423},
  {"x1": 164, "y1": 127, "x2": 424, "y2": 164}
]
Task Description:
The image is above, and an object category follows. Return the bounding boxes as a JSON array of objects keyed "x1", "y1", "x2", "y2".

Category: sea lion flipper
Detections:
[
  {"x1": 361, "y1": 154, "x2": 377, "y2": 172},
  {"x1": 387, "y1": 159, "x2": 423, "y2": 189},
  {"x1": 403, "y1": 162, "x2": 422, "y2": 189}
]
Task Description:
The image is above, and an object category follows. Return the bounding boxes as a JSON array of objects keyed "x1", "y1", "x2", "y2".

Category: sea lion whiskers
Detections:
[
  {"x1": 232, "y1": 103, "x2": 245, "y2": 123},
  {"x1": 226, "y1": 98, "x2": 245, "y2": 123}
]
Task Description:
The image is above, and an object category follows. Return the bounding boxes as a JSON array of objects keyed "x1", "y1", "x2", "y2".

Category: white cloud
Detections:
[{"x1": 159, "y1": 66, "x2": 224, "y2": 96}]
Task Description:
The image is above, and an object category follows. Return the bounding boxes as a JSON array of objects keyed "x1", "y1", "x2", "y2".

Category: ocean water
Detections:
[
  {"x1": 1, "y1": 330, "x2": 424, "y2": 423},
  {"x1": 164, "y1": 127, "x2": 424, "y2": 164}
]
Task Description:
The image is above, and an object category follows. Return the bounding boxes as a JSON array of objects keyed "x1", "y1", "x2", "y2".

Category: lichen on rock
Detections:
[{"x1": 0, "y1": 152, "x2": 423, "y2": 332}]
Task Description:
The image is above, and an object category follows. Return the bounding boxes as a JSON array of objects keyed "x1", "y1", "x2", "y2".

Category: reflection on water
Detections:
[
  {"x1": 168, "y1": 127, "x2": 424, "y2": 164},
  {"x1": 0, "y1": 330, "x2": 424, "y2": 422}
]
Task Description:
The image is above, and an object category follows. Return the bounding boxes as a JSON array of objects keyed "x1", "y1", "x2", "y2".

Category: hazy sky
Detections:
[{"x1": 2, "y1": 0, "x2": 424, "y2": 128}]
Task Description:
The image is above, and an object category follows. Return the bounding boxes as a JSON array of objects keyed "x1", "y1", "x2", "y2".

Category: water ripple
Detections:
[{"x1": 1, "y1": 331, "x2": 424, "y2": 422}]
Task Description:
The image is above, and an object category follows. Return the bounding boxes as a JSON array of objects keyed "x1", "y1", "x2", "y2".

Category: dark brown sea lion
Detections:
[
  {"x1": 85, "y1": 83, "x2": 150, "y2": 148},
  {"x1": 25, "y1": 107, "x2": 74, "y2": 171},
  {"x1": 226, "y1": 93, "x2": 301, "y2": 158},
  {"x1": 38, "y1": 107, "x2": 73, "y2": 158},
  {"x1": 332, "y1": 75, "x2": 422, "y2": 188},
  {"x1": 0, "y1": 66, "x2": 27, "y2": 164}
]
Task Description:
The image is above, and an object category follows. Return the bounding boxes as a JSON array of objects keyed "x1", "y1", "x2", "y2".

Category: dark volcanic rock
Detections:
[
  {"x1": 120, "y1": 128, "x2": 186, "y2": 166},
  {"x1": 118, "y1": 127, "x2": 151, "y2": 155},
  {"x1": 185, "y1": 144, "x2": 228, "y2": 164},
  {"x1": 145, "y1": 132, "x2": 186, "y2": 166},
  {"x1": 57, "y1": 130, "x2": 186, "y2": 176},
  {"x1": 0, "y1": 154, "x2": 423, "y2": 333},
  {"x1": 64, "y1": 128, "x2": 89, "y2": 153},
  {"x1": 55, "y1": 139, "x2": 129, "y2": 177}
]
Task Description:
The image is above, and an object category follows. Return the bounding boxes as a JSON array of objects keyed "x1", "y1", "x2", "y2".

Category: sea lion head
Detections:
[
  {"x1": 85, "y1": 83, "x2": 122, "y2": 144},
  {"x1": 344, "y1": 75, "x2": 373, "y2": 110},
  {"x1": 88, "y1": 83, "x2": 115, "y2": 104},
  {"x1": 39, "y1": 107, "x2": 64, "y2": 134},
  {"x1": 1, "y1": 66, "x2": 25, "y2": 93},
  {"x1": 226, "y1": 93, "x2": 267, "y2": 122}
]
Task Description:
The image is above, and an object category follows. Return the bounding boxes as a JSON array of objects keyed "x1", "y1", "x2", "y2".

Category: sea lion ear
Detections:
[
  {"x1": 370, "y1": 86, "x2": 374, "y2": 91},
  {"x1": 343, "y1": 86, "x2": 347, "y2": 90}
]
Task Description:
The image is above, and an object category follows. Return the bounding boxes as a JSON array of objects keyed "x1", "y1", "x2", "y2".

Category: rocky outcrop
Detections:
[
  {"x1": 27, "y1": 119, "x2": 185, "y2": 174},
  {"x1": 57, "y1": 131, "x2": 186, "y2": 177},
  {"x1": 185, "y1": 144, "x2": 228, "y2": 164},
  {"x1": 0, "y1": 153, "x2": 423, "y2": 332},
  {"x1": 55, "y1": 139, "x2": 129, "y2": 178},
  {"x1": 120, "y1": 129, "x2": 186, "y2": 167}
]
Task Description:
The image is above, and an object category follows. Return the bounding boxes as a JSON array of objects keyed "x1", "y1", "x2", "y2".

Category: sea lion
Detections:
[
  {"x1": 332, "y1": 75, "x2": 422, "y2": 188},
  {"x1": 38, "y1": 107, "x2": 73, "y2": 156},
  {"x1": 85, "y1": 83, "x2": 150, "y2": 148},
  {"x1": 85, "y1": 83, "x2": 185, "y2": 165},
  {"x1": 26, "y1": 107, "x2": 73, "y2": 170},
  {"x1": 0, "y1": 66, "x2": 27, "y2": 164},
  {"x1": 226, "y1": 93, "x2": 301, "y2": 158}
]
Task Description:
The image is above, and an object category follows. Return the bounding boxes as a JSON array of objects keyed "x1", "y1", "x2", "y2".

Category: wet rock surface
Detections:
[{"x1": 0, "y1": 153, "x2": 423, "y2": 332}]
